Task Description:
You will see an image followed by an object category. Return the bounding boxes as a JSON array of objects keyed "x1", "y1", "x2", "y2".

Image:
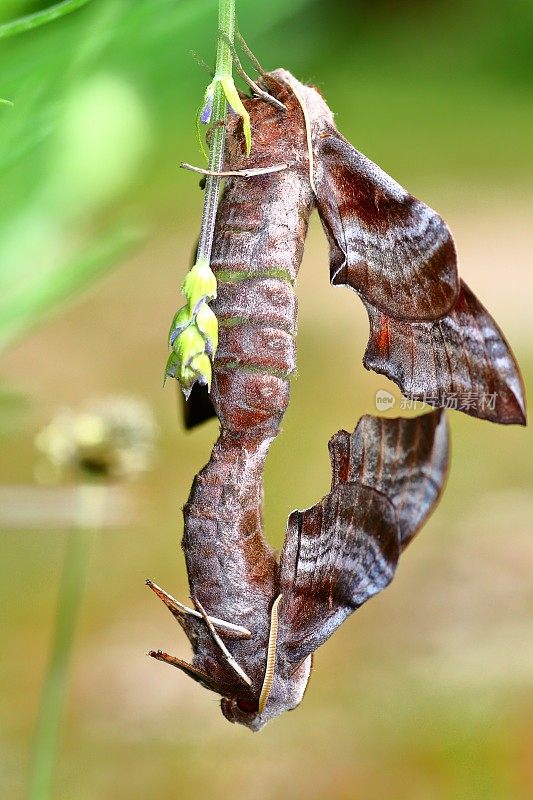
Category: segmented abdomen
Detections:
[
  {"x1": 182, "y1": 79, "x2": 316, "y2": 638},
  {"x1": 210, "y1": 169, "x2": 314, "y2": 435}
]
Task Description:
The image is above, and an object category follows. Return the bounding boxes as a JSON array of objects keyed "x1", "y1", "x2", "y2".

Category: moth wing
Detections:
[
  {"x1": 315, "y1": 131, "x2": 526, "y2": 425},
  {"x1": 329, "y1": 410, "x2": 449, "y2": 548},
  {"x1": 315, "y1": 130, "x2": 460, "y2": 321},
  {"x1": 279, "y1": 411, "x2": 448, "y2": 663},
  {"x1": 279, "y1": 482, "x2": 400, "y2": 664},
  {"x1": 182, "y1": 381, "x2": 217, "y2": 429},
  {"x1": 363, "y1": 281, "x2": 526, "y2": 425}
]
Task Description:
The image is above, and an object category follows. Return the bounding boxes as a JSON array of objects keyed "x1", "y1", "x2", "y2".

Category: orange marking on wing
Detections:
[{"x1": 376, "y1": 315, "x2": 391, "y2": 355}]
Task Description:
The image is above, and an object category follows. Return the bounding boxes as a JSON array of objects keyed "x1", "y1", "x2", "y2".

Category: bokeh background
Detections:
[{"x1": 1, "y1": 1, "x2": 532, "y2": 798}]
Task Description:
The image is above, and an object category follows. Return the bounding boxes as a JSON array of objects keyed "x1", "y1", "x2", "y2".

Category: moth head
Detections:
[
  {"x1": 147, "y1": 584, "x2": 314, "y2": 731},
  {"x1": 149, "y1": 645, "x2": 312, "y2": 732},
  {"x1": 265, "y1": 69, "x2": 334, "y2": 132},
  {"x1": 220, "y1": 655, "x2": 312, "y2": 732},
  {"x1": 219, "y1": 595, "x2": 312, "y2": 731}
]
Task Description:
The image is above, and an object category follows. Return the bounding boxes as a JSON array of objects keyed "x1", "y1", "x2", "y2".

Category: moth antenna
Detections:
[
  {"x1": 258, "y1": 594, "x2": 283, "y2": 714},
  {"x1": 190, "y1": 49, "x2": 214, "y2": 77},
  {"x1": 285, "y1": 77, "x2": 317, "y2": 196},
  {"x1": 191, "y1": 595, "x2": 252, "y2": 686},
  {"x1": 235, "y1": 25, "x2": 265, "y2": 75},
  {"x1": 146, "y1": 580, "x2": 252, "y2": 638},
  {"x1": 217, "y1": 32, "x2": 286, "y2": 112},
  {"x1": 180, "y1": 162, "x2": 288, "y2": 178}
]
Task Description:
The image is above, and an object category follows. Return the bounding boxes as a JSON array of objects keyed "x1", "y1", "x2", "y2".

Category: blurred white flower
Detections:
[{"x1": 35, "y1": 396, "x2": 157, "y2": 482}]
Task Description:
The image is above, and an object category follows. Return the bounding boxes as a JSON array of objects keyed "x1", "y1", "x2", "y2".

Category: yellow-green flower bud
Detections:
[
  {"x1": 181, "y1": 257, "x2": 217, "y2": 314},
  {"x1": 195, "y1": 302, "x2": 218, "y2": 356},
  {"x1": 167, "y1": 258, "x2": 219, "y2": 394},
  {"x1": 165, "y1": 320, "x2": 214, "y2": 395},
  {"x1": 174, "y1": 322, "x2": 205, "y2": 362},
  {"x1": 190, "y1": 351, "x2": 212, "y2": 390},
  {"x1": 168, "y1": 304, "x2": 192, "y2": 346}
]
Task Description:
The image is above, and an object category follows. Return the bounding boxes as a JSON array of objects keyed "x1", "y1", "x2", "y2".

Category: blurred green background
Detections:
[{"x1": 1, "y1": 1, "x2": 532, "y2": 798}]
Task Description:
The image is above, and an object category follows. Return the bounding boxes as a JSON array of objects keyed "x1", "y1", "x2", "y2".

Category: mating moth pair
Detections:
[{"x1": 148, "y1": 70, "x2": 525, "y2": 731}]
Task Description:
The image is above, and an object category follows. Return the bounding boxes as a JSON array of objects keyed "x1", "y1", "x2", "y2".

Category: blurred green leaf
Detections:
[
  {"x1": 0, "y1": 223, "x2": 145, "y2": 350},
  {"x1": 0, "y1": 0, "x2": 93, "y2": 39},
  {"x1": 0, "y1": 0, "x2": 317, "y2": 352}
]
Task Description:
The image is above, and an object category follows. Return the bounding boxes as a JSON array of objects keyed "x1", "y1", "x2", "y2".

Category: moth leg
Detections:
[
  {"x1": 148, "y1": 649, "x2": 187, "y2": 668},
  {"x1": 235, "y1": 63, "x2": 286, "y2": 112},
  {"x1": 146, "y1": 580, "x2": 252, "y2": 639},
  {"x1": 147, "y1": 650, "x2": 229, "y2": 694},
  {"x1": 191, "y1": 595, "x2": 252, "y2": 686},
  {"x1": 180, "y1": 162, "x2": 288, "y2": 179},
  {"x1": 217, "y1": 31, "x2": 286, "y2": 112}
]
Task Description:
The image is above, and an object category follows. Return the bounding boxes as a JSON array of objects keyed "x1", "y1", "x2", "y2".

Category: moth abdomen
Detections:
[
  {"x1": 212, "y1": 364, "x2": 291, "y2": 434},
  {"x1": 216, "y1": 322, "x2": 295, "y2": 376},
  {"x1": 209, "y1": 165, "x2": 311, "y2": 433},
  {"x1": 213, "y1": 277, "x2": 297, "y2": 334},
  {"x1": 214, "y1": 273, "x2": 297, "y2": 371},
  {"x1": 211, "y1": 274, "x2": 298, "y2": 433}
]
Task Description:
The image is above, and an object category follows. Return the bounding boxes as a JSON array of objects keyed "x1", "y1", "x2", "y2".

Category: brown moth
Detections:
[
  {"x1": 149, "y1": 409, "x2": 448, "y2": 731},
  {"x1": 148, "y1": 70, "x2": 525, "y2": 730},
  {"x1": 184, "y1": 70, "x2": 525, "y2": 428}
]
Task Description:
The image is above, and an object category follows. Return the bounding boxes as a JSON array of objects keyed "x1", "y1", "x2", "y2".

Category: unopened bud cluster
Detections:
[{"x1": 165, "y1": 258, "x2": 218, "y2": 396}]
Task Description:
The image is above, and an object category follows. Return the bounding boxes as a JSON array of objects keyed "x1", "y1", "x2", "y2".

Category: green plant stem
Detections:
[
  {"x1": 0, "y1": 0, "x2": 93, "y2": 39},
  {"x1": 196, "y1": 0, "x2": 235, "y2": 263},
  {"x1": 27, "y1": 485, "x2": 103, "y2": 800}
]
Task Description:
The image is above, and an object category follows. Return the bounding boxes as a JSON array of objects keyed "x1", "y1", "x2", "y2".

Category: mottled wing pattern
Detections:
[
  {"x1": 363, "y1": 282, "x2": 526, "y2": 425},
  {"x1": 315, "y1": 130, "x2": 459, "y2": 321},
  {"x1": 279, "y1": 482, "x2": 400, "y2": 663},
  {"x1": 279, "y1": 411, "x2": 449, "y2": 663},
  {"x1": 315, "y1": 130, "x2": 526, "y2": 425},
  {"x1": 329, "y1": 410, "x2": 448, "y2": 548}
]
